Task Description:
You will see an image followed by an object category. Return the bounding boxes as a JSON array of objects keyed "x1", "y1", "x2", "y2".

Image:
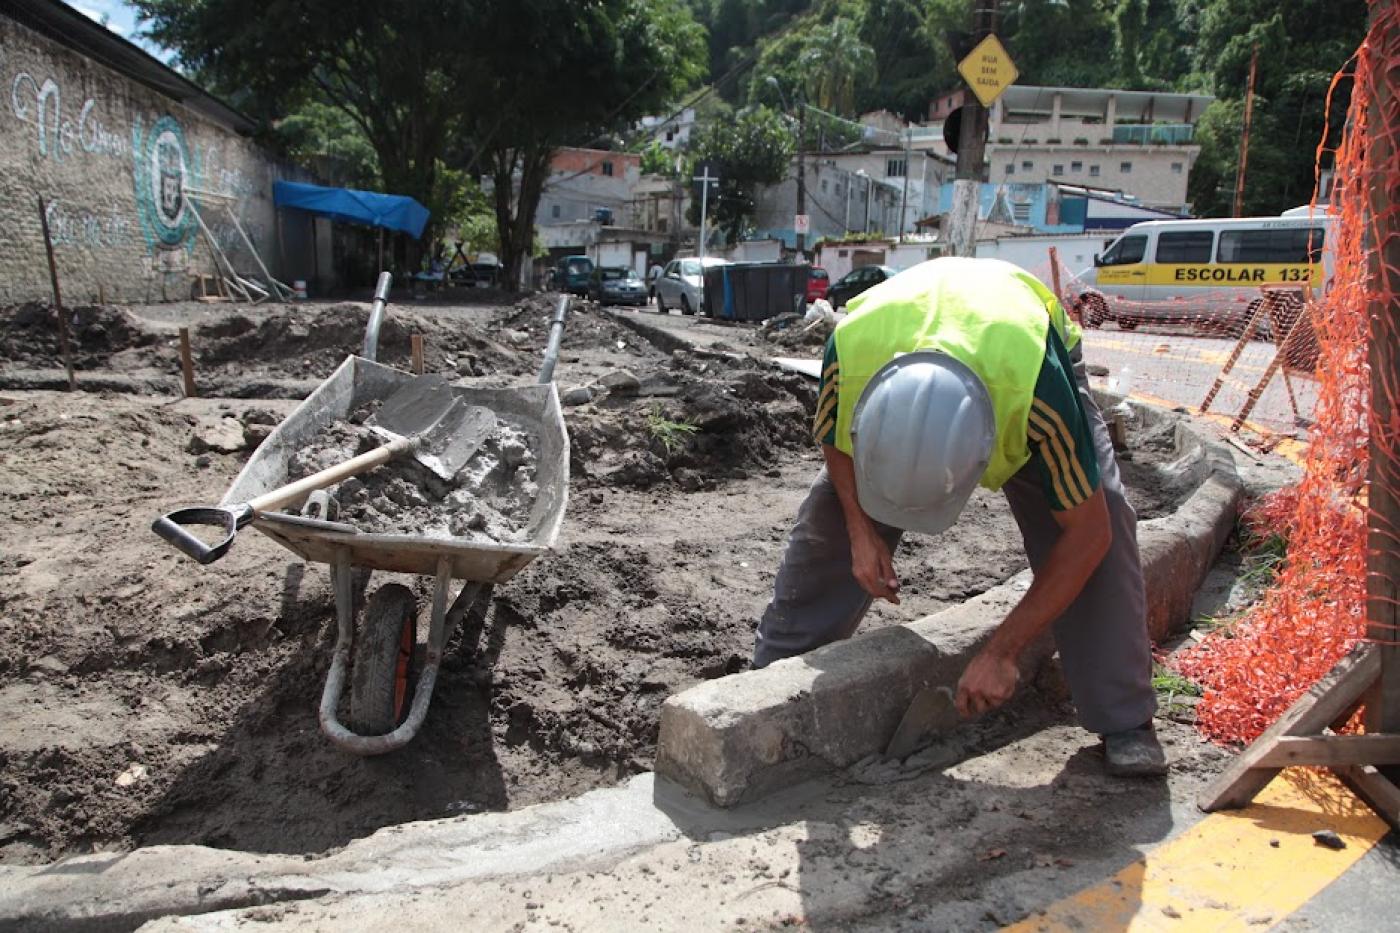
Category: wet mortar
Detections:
[{"x1": 0, "y1": 296, "x2": 1204, "y2": 864}]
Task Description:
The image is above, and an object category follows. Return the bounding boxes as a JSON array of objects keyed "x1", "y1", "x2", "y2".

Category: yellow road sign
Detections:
[{"x1": 958, "y1": 34, "x2": 1018, "y2": 107}]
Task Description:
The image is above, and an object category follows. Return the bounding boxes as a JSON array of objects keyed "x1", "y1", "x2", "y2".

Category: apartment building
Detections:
[{"x1": 984, "y1": 85, "x2": 1213, "y2": 213}]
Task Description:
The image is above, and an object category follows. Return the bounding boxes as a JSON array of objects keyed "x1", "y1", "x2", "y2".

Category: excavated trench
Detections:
[{"x1": 0, "y1": 296, "x2": 1202, "y2": 863}]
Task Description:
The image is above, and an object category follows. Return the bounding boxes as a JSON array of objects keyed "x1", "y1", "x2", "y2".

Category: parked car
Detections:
[
  {"x1": 557, "y1": 255, "x2": 594, "y2": 296},
  {"x1": 827, "y1": 264, "x2": 897, "y2": 309},
  {"x1": 806, "y1": 266, "x2": 830, "y2": 302},
  {"x1": 654, "y1": 256, "x2": 728, "y2": 315},
  {"x1": 587, "y1": 266, "x2": 648, "y2": 306}
]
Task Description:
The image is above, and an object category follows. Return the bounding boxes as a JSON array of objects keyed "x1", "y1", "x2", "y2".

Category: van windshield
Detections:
[
  {"x1": 566, "y1": 259, "x2": 591, "y2": 273},
  {"x1": 681, "y1": 260, "x2": 702, "y2": 276},
  {"x1": 1100, "y1": 235, "x2": 1146, "y2": 266}
]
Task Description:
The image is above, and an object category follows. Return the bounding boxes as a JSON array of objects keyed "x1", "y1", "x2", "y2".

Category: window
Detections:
[
  {"x1": 1052, "y1": 164, "x2": 1064, "y2": 176},
  {"x1": 665, "y1": 130, "x2": 674, "y2": 142},
  {"x1": 1005, "y1": 164, "x2": 1015, "y2": 175},
  {"x1": 822, "y1": 179, "x2": 829, "y2": 193},
  {"x1": 601, "y1": 161, "x2": 614, "y2": 176},
  {"x1": 1171, "y1": 162, "x2": 1183, "y2": 174},
  {"x1": 1120, "y1": 161, "x2": 1133, "y2": 173},
  {"x1": 1089, "y1": 164, "x2": 1101, "y2": 177},
  {"x1": 1099, "y1": 235, "x2": 1147, "y2": 266},
  {"x1": 1021, "y1": 160, "x2": 1033, "y2": 171},
  {"x1": 1071, "y1": 161, "x2": 1082, "y2": 173},
  {"x1": 1155, "y1": 230, "x2": 1214, "y2": 263},
  {"x1": 886, "y1": 158, "x2": 907, "y2": 178},
  {"x1": 1012, "y1": 202, "x2": 1032, "y2": 223},
  {"x1": 1217, "y1": 227, "x2": 1326, "y2": 263}
]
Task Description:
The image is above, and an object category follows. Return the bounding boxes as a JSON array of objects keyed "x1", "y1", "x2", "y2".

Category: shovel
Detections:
[
  {"x1": 152, "y1": 375, "x2": 495, "y2": 565},
  {"x1": 884, "y1": 684, "x2": 960, "y2": 761}
]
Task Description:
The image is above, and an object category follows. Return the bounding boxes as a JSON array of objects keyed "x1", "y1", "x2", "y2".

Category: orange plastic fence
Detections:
[{"x1": 1169, "y1": 2, "x2": 1396, "y2": 746}]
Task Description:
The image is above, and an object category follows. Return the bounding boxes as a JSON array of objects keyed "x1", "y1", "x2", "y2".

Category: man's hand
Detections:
[
  {"x1": 851, "y1": 528, "x2": 901, "y2": 604},
  {"x1": 956, "y1": 647, "x2": 1019, "y2": 718}
]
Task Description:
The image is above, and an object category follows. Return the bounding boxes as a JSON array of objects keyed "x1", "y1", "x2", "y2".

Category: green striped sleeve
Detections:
[
  {"x1": 1026, "y1": 327, "x2": 1100, "y2": 510},
  {"x1": 813, "y1": 336, "x2": 839, "y2": 446}
]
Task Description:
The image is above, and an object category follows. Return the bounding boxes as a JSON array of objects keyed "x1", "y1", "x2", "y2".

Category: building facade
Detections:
[
  {"x1": 751, "y1": 147, "x2": 951, "y2": 247},
  {"x1": 983, "y1": 85, "x2": 1212, "y2": 213},
  {"x1": 536, "y1": 148, "x2": 643, "y2": 227},
  {"x1": 1, "y1": 2, "x2": 314, "y2": 304}
]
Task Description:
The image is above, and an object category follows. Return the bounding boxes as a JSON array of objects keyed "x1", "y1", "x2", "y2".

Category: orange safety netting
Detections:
[{"x1": 1170, "y1": 1, "x2": 1398, "y2": 745}]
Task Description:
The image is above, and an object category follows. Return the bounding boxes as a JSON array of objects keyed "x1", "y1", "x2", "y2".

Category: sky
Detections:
[{"x1": 66, "y1": 0, "x2": 175, "y2": 61}]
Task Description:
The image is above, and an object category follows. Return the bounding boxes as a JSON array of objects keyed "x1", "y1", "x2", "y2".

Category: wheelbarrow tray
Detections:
[{"x1": 221, "y1": 355, "x2": 568, "y2": 583}]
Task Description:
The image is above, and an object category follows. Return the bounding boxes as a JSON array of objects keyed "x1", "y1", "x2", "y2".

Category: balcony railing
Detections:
[{"x1": 1111, "y1": 123, "x2": 1195, "y2": 145}]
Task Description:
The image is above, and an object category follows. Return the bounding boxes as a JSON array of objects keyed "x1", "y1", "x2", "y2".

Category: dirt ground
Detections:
[{"x1": 0, "y1": 294, "x2": 1203, "y2": 865}]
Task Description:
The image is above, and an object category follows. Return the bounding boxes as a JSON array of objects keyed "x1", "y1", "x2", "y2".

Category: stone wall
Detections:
[{"x1": 0, "y1": 16, "x2": 311, "y2": 304}]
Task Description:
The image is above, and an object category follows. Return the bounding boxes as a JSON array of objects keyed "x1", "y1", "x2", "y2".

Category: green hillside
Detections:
[{"x1": 685, "y1": 0, "x2": 1368, "y2": 216}]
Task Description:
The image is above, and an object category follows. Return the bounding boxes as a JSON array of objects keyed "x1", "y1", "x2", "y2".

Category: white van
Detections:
[{"x1": 1072, "y1": 214, "x2": 1334, "y2": 334}]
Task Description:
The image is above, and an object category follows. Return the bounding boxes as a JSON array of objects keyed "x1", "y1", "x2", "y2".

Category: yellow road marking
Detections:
[{"x1": 1005, "y1": 771, "x2": 1388, "y2": 932}]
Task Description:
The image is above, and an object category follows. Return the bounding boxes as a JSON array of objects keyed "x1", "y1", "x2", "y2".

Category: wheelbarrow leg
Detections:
[{"x1": 318, "y1": 548, "x2": 360, "y2": 749}]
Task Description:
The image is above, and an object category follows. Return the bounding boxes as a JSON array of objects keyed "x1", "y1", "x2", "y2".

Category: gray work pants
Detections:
[{"x1": 752, "y1": 360, "x2": 1156, "y2": 736}]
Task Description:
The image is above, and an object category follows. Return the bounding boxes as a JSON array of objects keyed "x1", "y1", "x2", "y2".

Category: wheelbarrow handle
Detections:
[{"x1": 151, "y1": 503, "x2": 255, "y2": 565}]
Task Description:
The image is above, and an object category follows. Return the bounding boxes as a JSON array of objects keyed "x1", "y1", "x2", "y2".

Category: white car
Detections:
[{"x1": 654, "y1": 256, "x2": 728, "y2": 316}]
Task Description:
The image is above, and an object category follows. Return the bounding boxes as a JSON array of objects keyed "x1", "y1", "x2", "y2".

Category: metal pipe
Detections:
[
  {"x1": 362, "y1": 271, "x2": 392, "y2": 361},
  {"x1": 537, "y1": 294, "x2": 571, "y2": 384}
]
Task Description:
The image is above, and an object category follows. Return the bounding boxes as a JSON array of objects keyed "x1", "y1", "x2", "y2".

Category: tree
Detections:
[
  {"x1": 1187, "y1": 0, "x2": 1366, "y2": 215},
  {"x1": 857, "y1": 0, "x2": 947, "y2": 120},
  {"x1": 467, "y1": 0, "x2": 707, "y2": 284},
  {"x1": 137, "y1": 0, "x2": 478, "y2": 235},
  {"x1": 139, "y1": 0, "x2": 707, "y2": 285},
  {"x1": 685, "y1": 105, "x2": 793, "y2": 243}
]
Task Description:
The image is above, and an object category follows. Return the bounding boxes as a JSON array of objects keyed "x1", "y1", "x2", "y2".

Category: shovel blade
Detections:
[
  {"x1": 884, "y1": 685, "x2": 959, "y2": 761},
  {"x1": 370, "y1": 375, "x2": 496, "y2": 480}
]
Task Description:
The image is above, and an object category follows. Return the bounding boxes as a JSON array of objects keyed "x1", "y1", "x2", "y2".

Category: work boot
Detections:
[{"x1": 1102, "y1": 722, "x2": 1168, "y2": 777}]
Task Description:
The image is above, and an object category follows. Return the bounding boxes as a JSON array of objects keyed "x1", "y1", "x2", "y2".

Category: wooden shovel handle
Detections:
[{"x1": 249, "y1": 435, "x2": 414, "y2": 514}]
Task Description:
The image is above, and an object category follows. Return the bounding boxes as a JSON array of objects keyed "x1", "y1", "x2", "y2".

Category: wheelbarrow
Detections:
[{"x1": 153, "y1": 277, "x2": 571, "y2": 754}]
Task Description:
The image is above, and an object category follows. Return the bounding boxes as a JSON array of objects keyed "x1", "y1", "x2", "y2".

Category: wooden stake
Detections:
[
  {"x1": 1047, "y1": 246, "x2": 1065, "y2": 308},
  {"x1": 36, "y1": 196, "x2": 77, "y2": 391},
  {"x1": 178, "y1": 327, "x2": 197, "y2": 398},
  {"x1": 411, "y1": 334, "x2": 425, "y2": 375}
]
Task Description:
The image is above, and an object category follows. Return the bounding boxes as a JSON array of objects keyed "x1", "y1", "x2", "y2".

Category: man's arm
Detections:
[
  {"x1": 956, "y1": 485, "x2": 1112, "y2": 717},
  {"x1": 822, "y1": 444, "x2": 901, "y2": 605}
]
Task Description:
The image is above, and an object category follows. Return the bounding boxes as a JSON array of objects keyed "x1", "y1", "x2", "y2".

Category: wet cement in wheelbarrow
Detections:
[
  {"x1": 284, "y1": 402, "x2": 541, "y2": 543},
  {"x1": 0, "y1": 298, "x2": 1201, "y2": 864}
]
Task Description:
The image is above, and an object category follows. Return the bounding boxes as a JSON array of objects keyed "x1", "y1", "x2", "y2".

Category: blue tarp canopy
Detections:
[{"x1": 273, "y1": 180, "x2": 430, "y2": 239}]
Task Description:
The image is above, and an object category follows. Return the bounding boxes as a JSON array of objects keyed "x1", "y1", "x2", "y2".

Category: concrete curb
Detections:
[
  {"x1": 655, "y1": 396, "x2": 1244, "y2": 808},
  {"x1": 0, "y1": 775, "x2": 691, "y2": 932}
]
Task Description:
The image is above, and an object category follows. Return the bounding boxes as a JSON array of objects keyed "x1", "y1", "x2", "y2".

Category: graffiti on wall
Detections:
[
  {"x1": 43, "y1": 199, "x2": 133, "y2": 249},
  {"x1": 132, "y1": 114, "x2": 197, "y2": 254},
  {"x1": 9, "y1": 67, "x2": 127, "y2": 161}
]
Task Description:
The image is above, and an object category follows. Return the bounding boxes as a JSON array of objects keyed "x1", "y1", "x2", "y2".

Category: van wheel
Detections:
[
  {"x1": 1079, "y1": 295, "x2": 1108, "y2": 329},
  {"x1": 681, "y1": 295, "x2": 695, "y2": 316},
  {"x1": 1118, "y1": 318, "x2": 1139, "y2": 331}
]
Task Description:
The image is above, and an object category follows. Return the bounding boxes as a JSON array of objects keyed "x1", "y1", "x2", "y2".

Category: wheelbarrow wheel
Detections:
[{"x1": 349, "y1": 583, "x2": 418, "y2": 736}]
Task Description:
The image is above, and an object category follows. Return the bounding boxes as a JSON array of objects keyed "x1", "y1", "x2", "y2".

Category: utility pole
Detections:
[
  {"x1": 947, "y1": 1, "x2": 997, "y2": 257},
  {"x1": 1232, "y1": 44, "x2": 1259, "y2": 218},
  {"x1": 796, "y1": 101, "x2": 807, "y2": 258},
  {"x1": 898, "y1": 126, "x2": 912, "y2": 239},
  {"x1": 694, "y1": 164, "x2": 719, "y2": 262}
]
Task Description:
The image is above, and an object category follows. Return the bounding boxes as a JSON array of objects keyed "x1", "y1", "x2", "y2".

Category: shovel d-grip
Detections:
[{"x1": 152, "y1": 503, "x2": 255, "y2": 565}]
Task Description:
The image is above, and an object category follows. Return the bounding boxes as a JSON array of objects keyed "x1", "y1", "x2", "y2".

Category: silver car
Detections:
[{"x1": 654, "y1": 256, "x2": 728, "y2": 316}]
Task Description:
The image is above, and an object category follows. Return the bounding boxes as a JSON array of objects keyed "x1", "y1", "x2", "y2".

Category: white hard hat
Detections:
[{"x1": 850, "y1": 351, "x2": 996, "y2": 536}]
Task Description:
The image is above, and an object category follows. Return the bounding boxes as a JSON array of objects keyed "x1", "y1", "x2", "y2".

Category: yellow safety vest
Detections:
[{"x1": 832, "y1": 258, "x2": 1062, "y2": 491}]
